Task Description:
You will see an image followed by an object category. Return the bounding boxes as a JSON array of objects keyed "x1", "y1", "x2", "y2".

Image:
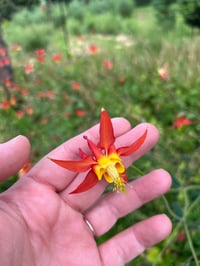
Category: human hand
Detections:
[{"x1": 0, "y1": 118, "x2": 172, "y2": 266}]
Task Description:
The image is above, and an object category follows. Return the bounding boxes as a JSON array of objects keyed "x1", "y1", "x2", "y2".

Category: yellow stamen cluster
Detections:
[{"x1": 93, "y1": 153, "x2": 126, "y2": 192}]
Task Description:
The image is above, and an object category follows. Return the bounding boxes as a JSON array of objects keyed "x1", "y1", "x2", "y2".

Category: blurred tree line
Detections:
[
  {"x1": 1, "y1": 0, "x2": 200, "y2": 29},
  {"x1": 153, "y1": 0, "x2": 200, "y2": 30}
]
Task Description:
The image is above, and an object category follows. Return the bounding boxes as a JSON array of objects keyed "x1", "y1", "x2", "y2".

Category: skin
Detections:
[{"x1": 0, "y1": 118, "x2": 172, "y2": 266}]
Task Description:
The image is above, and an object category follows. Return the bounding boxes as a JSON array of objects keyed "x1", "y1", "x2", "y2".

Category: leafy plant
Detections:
[
  {"x1": 68, "y1": 0, "x2": 85, "y2": 21},
  {"x1": 178, "y1": 0, "x2": 200, "y2": 29},
  {"x1": 152, "y1": 0, "x2": 176, "y2": 29},
  {"x1": 115, "y1": 0, "x2": 135, "y2": 18}
]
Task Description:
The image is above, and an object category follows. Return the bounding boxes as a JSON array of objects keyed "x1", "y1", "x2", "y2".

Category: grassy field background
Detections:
[{"x1": 0, "y1": 2, "x2": 200, "y2": 265}]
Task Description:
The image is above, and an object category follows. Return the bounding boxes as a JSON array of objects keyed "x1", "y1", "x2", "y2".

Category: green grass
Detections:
[{"x1": 1, "y1": 4, "x2": 200, "y2": 266}]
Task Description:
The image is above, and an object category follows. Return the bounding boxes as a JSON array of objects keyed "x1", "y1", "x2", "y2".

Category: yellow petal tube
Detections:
[{"x1": 93, "y1": 153, "x2": 126, "y2": 191}]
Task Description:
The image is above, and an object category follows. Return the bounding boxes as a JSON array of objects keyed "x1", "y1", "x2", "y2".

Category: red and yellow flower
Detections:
[
  {"x1": 18, "y1": 160, "x2": 31, "y2": 178},
  {"x1": 50, "y1": 109, "x2": 147, "y2": 193},
  {"x1": 173, "y1": 115, "x2": 193, "y2": 129}
]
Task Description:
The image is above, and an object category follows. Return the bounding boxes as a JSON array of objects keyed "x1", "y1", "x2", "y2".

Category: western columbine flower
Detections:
[
  {"x1": 89, "y1": 44, "x2": 99, "y2": 54},
  {"x1": 0, "y1": 101, "x2": 10, "y2": 110},
  {"x1": 24, "y1": 62, "x2": 34, "y2": 74},
  {"x1": 103, "y1": 59, "x2": 113, "y2": 71},
  {"x1": 72, "y1": 81, "x2": 81, "y2": 91},
  {"x1": 52, "y1": 53, "x2": 62, "y2": 63},
  {"x1": 35, "y1": 49, "x2": 45, "y2": 58},
  {"x1": 21, "y1": 88, "x2": 29, "y2": 95},
  {"x1": 3, "y1": 57, "x2": 10, "y2": 65},
  {"x1": 35, "y1": 49, "x2": 45, "y2": 63},
  {"x1": 50, "y1": 109, "x2": 147, "y2": 193},
  {"x1": 18, "y1": 160, "x2": 31, "y2": 178},
  {"x1": 75, "y1": 109, "x2": 87, "y2": 117},
  {"x1": 16, "y1": 111, "x2": 24, "y2": 118},
  {"x1": 10, "y1": 96, "x2": 17, "y2": 106},
  {"x1": 173, "y1": 115, "x2": 193, "y2": 129},
  {"x1": 25, "y1": 107, "x2": 34, "y2": 115},
  {"x1": 158, "y1": 63, "x2": 169, "y2": 80},
  {"x1": 0, "y1": 48, "x2": 6, "y2": 56}
]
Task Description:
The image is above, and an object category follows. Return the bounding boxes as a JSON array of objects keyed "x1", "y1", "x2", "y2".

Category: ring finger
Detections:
[{"x1": 84, "y1": 169, "x2": 171, "y2": 236}]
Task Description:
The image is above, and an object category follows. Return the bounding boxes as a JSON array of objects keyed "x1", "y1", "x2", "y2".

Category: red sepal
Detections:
[
  {"x1": 117, "y1": 129, "x2": 148, "y2": 156},
  {"x1": 99, "y1": 109, "x2": 115, "y2": 152},
  {"x1": 70, "y1": 170, "x2": 98, "y2": 194},
  {"x1": 49, "y1": 156, "x2": 95, "y2": 172},
  {"x1": 84, "y1": 136, "x2": 102, "y2": 160}
]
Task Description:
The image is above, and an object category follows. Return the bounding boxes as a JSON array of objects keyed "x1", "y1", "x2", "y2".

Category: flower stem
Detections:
[
  {"x1": 130, "y1": 165, "x2": 182, "y2": 221},
  {"x1": 161, "y1": 195, "x2": 182, "y2": 221},
  {"x1": 130, "y1": 164, "x2": 144, "y2": 176},
  {"x1": 183, "y1": 220, "x2": 199, "y2": 266}
]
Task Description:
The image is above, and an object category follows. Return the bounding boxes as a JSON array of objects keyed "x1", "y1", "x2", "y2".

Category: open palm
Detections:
[{"x1": 0, "y1": 118, "x2": 172, "y2": 266}]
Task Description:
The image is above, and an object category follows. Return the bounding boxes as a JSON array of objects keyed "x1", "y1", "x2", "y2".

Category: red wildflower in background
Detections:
[
  {"x1": 4, "y1": 79, "x2": 12, "y2": 87},
  {"x1": 52, "y1": 53, "x2": 62, "y2": 63},
  {"x1": 25, "y1": 107, "x2": 34, "y2": 115},
  {"x1": 37, "y1": 56, "x2": 45, "y2": 63},
  {"x1": 50, "y1": 109, "x2": 147, "y2": 193},
  {"x1": 177, "y1": 231, "x2": 186, "y2": 243},
  {"x1": 75, "y1": 109, "x2": 87, "y2": 117},
  {"x1": 72, "y1": 81, "x2": 81, "y2": 91},
  {"x1": 103, "y1": 59, "x2": 113, "y2": 70},
  {"x1": 0, "y1": 48, "x2": 6, "y2": 56},
  {"x1": 21, "y1": 88, "x2": 29, "y2": 95},
  {"x1": 89, "y1": 44, "x2": 99, "y2": 54},
  {"x1": 35, "y1": 49, "x2": 45, "y2": 58},
  {"x1": 3, "y1": 57, "x2": 10, "y2": 65},
  {"x1": 11, "y1": 83, "x2": 19, "y2": 91},
  {"x1": 10, "y1": 96, "x2": 17, "y2": 106},
  {"x1": 0, "y1": 57, "x2": 10, "y2": 66},
  {"x1": 0, "y1": 46, "x2": 10, "y2": 67},
  {"x1": 158, "y1": 63, "x2": 169, "y2": 80},
  {"x1": 18, "y1": 160, "x2": 31, "y2": 178},
  {"x1": 35, "y1": 49, "x2": 45, "y2": 63},
  {"x1": 16, "y1": 111, "x2": 24, "y2": 118},
  {"x1": 173, "y1": 115, "x2": 193, "y2": 129},
  {"x1": 0, "y1": 98, "x2": 16, "y2": 109},
  {"x1": 24, "y1": 62, "x2": 34, "y2": 74},
  {"x1": 0, "y1": 101, "x2": 10, "y2": 110}
]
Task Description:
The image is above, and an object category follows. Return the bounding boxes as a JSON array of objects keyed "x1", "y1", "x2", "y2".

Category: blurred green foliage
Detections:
[
  {"x1": 152, "y1": 0, "x2": 176, "y2": 29},
  {"x1": 178, "y1": 0, "x2": 200, "y2": 29},
  {"x1": 0, "y1": 0, "x2": 39, "y2": 21}
]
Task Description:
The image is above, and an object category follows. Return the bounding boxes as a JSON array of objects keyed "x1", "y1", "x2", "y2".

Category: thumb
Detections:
[{"x1": 0, "y1": 135, "x2": 31, "y2": 181}]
